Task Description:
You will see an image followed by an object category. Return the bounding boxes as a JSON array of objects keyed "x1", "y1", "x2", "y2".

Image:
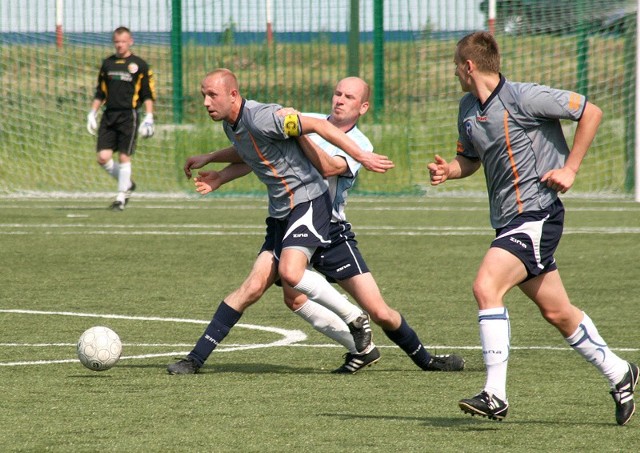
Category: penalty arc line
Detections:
[{"x1": 0, "y1": 309, "x2": 307, "y2": 367}]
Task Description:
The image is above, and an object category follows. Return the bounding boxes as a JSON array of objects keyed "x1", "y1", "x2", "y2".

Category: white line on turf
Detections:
[
  {"x1": 1, "y1": 309, "x2": 639, "y2": 367},
  {"x1": 0, "y1": 309, "x2": 306, "y2": 367},
  {"x1": 1, "y1": 224, "x2": 639, "y2": 235}
]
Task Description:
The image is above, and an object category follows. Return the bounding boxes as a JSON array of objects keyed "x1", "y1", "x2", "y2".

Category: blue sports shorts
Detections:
[
  {"x1": 491, "y1": 197, "x2": 564, "y2": 282},
  {"x1": 311, "y1": 221, "x2": 369, "y2": 283},
  {"x1": 259, "y1": 191, "x2": 332, "y2": 260}
]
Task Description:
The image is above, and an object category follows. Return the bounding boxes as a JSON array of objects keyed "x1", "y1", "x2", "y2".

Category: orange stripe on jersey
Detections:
[
  {"x1": 456, "y1": 140, "x2": 464, "y2": 154},
  {"x1": 568, "y1": 92, "x2": 581, "y2": 111},
  {"x1": 247, "y1": 132, "x2": 295, "y2": 210},
  {"x1": 503, "y1": 111, "x2": 523, "y2": 214}
]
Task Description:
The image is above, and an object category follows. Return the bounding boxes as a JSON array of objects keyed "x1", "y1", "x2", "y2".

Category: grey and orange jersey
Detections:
[
  {"x1": 223, "y1": 99, "x2": 326, "y2": 219},
  {"x1": 456, "y1": 76, "x2": 587, "y2": 228},
  {"x1": 303, "y1": 113, "x2": 374, "y2": 223}
]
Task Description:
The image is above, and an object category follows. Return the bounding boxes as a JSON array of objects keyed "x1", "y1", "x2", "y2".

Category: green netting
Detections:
[{"x1": 0, "y1": 0, "x2": 636, "y2": 196}]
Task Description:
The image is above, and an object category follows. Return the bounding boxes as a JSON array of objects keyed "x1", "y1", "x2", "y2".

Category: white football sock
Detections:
[
  {"x1": 479, "y1": 307, "x2": 510, "y2": 401},
  {"x1": 118, "y1": 162, "x2": 132, "y2": 193},
  {"x1": 295, "y1": 300, "x2": 357, "y2": 353},
  {"x1": 565, "y1": 312, "x2": 629, "y2": 387},
  {"x1": 293, "y1": 270, "x2": 362, "y2": 324},
  {"x1": 101, "y1": 159, "x2": 119, "y2": 179}
]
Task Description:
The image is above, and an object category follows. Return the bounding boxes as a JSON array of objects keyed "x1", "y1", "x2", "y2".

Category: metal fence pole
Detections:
[{"x1": 171, "y1": 0, "x2": 183, "y2": 124}]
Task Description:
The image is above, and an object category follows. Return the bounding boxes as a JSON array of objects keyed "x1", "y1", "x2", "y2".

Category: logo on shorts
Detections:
[
  {"x1": 509, "y1": 237, "x2": 527, "y2": 249},
  {"x1": 293, "y1": 233, "x2": 308, "y2": 238},
  {"x1": 336, "y1": 264, "x2": 351, "y2": 272}
]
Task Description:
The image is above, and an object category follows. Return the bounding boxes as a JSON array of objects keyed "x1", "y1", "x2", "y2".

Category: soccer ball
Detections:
[{"x1": 77, "y1": 326, "x2": 122, "y2": 371}]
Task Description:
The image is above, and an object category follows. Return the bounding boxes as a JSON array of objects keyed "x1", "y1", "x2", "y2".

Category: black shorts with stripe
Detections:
[
  {"x1": 97, "y1": 109, "x2": 139, "y2": 155},
  {"x1": 311, "y1": 221, "x2": 369, "y2": 283},
  {"x1": 491, "y1": 197, "x2": 564, "y2": 281},
  {"x1": 259, "y1": 192, "x2": 332, "y2": 260}
]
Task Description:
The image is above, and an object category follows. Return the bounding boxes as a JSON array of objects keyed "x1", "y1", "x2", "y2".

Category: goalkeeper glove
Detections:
[
  {"x1": 138, "y1": 113, "x2": 155, "y2": 138},
  {"x1": 86, "y1": 110, "x2": 98, "y2": 135}
]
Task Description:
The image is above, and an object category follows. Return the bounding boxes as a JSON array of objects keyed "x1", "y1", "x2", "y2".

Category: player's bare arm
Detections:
[
  {"x1": 299, "y1": 115, "x2": 394, "y2": 173},
  {"x1": 297, "y1": 136, "x2": 348, "y2": 177},
  {"x1": 275, "y1": 107, "x2": 348, "y2": 177},
  {"x1": 541, "y1": 101, "x2": 603, "y2": 193},
  {"x1": 183, "y1": 146, "x2": 243, "y2": 178},
  {"x1": 428, "y1": 154, "x2": 480, "y2": 185},
  {"x1": 194, "y1": 163, "x2": 252, "y2": 195}
]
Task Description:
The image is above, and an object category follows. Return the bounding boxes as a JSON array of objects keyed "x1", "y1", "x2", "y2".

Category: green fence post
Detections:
[
  {"x1": 624, "y1": 15, "x2": 636, "y2": 193},
  {"x1": 171, "y1": 0, "x2": 183, "y2": 124},
  {"x1": 373, "y1": 0, "x2": 384, "y2": 122},
  {"x1": 576, "y1": 0, "x2": 589, "y2": 96},
  {"x1": 348, "y1": 0, "x2": 360, "y2": 76}
]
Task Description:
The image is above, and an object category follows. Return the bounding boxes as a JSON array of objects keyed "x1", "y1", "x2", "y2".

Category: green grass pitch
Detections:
[{"x1": 1, "y1": 195, "x2": 639, "y2": 451}]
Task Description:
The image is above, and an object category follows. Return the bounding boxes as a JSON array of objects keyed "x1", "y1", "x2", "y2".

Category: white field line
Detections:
[
  {"x1": 1, "y1": 309, "x2": 638, "y2": 367},
  {"x1": 0, "y1": 309, "x2": 306, "y2": 367},
  {"x1": 1, "y1": 222, "x2": 639, "y2": 236}
]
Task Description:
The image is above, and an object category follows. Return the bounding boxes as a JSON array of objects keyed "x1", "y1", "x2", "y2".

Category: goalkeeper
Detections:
[{"x1": 87, "y1": 26, "x2": 156, "y2": 211}]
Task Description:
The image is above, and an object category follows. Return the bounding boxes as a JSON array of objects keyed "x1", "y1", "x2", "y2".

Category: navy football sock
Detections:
[
  {"x1": 383, "y1": 315, "x2": 432, "y2": 370},
  {"x1": 188, "y1": 301, "x2": 242, "y2": 366}
]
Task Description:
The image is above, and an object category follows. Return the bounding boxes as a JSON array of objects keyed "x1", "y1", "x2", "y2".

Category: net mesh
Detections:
[{"x1": 0, "y1": 0, "x2": 636, "y2": 197}]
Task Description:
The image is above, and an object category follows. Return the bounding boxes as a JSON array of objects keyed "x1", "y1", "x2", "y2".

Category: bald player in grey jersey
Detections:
[
  {"x1": 428, "y1": 31, "x2": 637, "y2": 425},
  {"x1": 167, "y1": 69, "x2": 394, "y2": 375}
]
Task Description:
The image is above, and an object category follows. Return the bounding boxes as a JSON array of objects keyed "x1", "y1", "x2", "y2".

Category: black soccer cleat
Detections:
[
  {"x1": 610, "y1": 362, "x2": 638, "y2": 426},
  {"x1": 167, "y1": 357, "x2": 201, "y2": 375},
  {"x1": 124, "y1": 180, "x2": 136, "y2": 206},
  {"x1": 332, "y1": 346, "x2": 381, "y2": 374},
  {"x1": 109, "y1": 200, "x2": 124, "y2": 212},
  {"x1": 424, "y1": 354, "x2": 466, "y2": 372},
  {"x1": 459, "y1": 391, "x2": 509, "y2": 421},
  {"x1": 347, "y1": 313, "x2": 373, "y2": 354}
]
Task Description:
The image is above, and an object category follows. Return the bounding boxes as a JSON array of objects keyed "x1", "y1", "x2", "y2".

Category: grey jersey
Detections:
[
  {"x1": 457, "y1": 77, "x2": 587, "y2": 228},
  {"x1": 223, "y1": 100, "x2": 327, "y2": 218},
  {"x1": 303, "y1": 113, "x2": 374, "y2": 223}
]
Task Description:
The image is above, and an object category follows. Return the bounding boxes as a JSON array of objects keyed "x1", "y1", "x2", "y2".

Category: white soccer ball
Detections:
[{"x1": 77, "y1": 326, "x2": 122, "y2": 371}]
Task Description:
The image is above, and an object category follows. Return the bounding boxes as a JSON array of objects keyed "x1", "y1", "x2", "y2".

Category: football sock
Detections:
[
  {"x1": 117, "y1": 162, "x2": 132, "y2": 203},
  {"x1": 188, "y1": 301, "x2": 242, "y2": 366},
  {"x1": 293, "y1": 270, "x2": 362, "y2": 324},
  {"x1": 101, "y1": 158, "x2": 119, "y2": 179},
  {"x1": 295, "y1": 300, "x2": 357, "y2": 353},
  {"x1": 383, "y1": 315, "x2": 432, "y2": 369},
  {"x1": 565, "y1": 311, "x2": 629, "y2": 386},
  {"x1": 478, "y1": 307, "x2": 510, "y2": 401}
]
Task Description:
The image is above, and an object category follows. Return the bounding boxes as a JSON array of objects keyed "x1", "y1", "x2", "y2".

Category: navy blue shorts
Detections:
[
  {"x1": 259, "y1": 192, "x2": 332, "y2": 260},
  {"x1": 491, "y1": 198, "x2": 564, "y2": 281},
  {"x1": 311, "y1": 221, "x2": 369, "y2": 283}
]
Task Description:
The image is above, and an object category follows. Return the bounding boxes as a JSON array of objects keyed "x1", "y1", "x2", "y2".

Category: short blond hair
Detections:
[{"x1": 456, "y1": 31, "x2": 500, "y2": 74}]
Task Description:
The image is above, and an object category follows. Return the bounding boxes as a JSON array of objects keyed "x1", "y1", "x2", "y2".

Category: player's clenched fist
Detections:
[{"x1": 427, "y1": 154, "x2": 450, "y2": 185}]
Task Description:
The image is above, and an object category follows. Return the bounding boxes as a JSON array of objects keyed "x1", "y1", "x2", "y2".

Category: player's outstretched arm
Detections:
[
  {"x1": 299, "y1": 115, "x2": 394, "y2": 173},
  {"x1": 194, "y1": 163, "x2": 252, "y2": 195},
  {"x1": 184, "y1": 146, "x2": 243, "y2": 178}
]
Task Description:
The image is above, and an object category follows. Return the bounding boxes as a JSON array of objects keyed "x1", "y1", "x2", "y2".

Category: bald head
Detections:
[{"x1": 330, "y1": 77, "x2": 370, "y2": 130}]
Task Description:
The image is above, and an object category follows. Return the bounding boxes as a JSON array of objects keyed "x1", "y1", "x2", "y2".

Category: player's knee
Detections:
[
  {"x1": 277, "y1": 264, "x2": 304, "y2": 288},
  {"x1": 472, "y1": 278, "x2": 496, "y2": 308}
]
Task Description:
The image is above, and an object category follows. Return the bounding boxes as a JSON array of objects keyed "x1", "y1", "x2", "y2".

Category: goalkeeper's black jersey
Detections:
[{"x1": 94, "y1": 54, "x2": 156, "y2": 110}]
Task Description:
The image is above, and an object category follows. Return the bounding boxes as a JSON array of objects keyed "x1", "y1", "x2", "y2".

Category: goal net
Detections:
[{"x1": 0, "y1": 0, "x2": 636, "y2": 197}]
